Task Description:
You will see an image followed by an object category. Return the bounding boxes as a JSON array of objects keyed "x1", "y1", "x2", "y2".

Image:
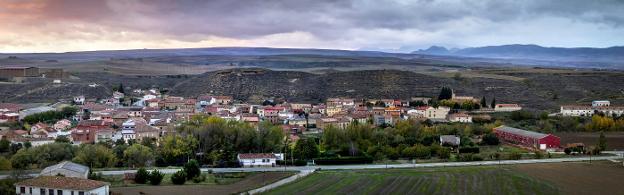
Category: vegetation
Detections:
[
  {"x1": 123, "y1": 144, "x2": 154, "y2": 167},
  {"x1": 171, "y1": 170, "x2": 187, "y2": 185},
  {"x1": 149, "y1": 169, "x2": 164, "y2": 185},
  {"x1": 135, "y1": 167, "x2": 149, "y2": 184},
  {"x1": 73, "y1": 144, "x2": 116, "y2": 168},
  {"x1": 183, "y1": 159, "x2": 201, "y2": 180},
  {"x1": 22, "y1": 106, "x2": 77, "y2": 124}
]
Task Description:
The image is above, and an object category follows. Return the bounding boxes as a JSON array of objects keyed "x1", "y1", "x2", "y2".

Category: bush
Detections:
[
  {"x1": 438, "y1": 148, "x2": 451, "y2": 159},
  {"x1": 134, "y1": 168, "x2": 149, "y2": 184},
  {"x1": 171, "y1": 170, "x2": 187, "y2": 185},
  {"x1": 183, "y1": 159, "x2": 201, "y2": 180},
  {"x1": 314, "y1": 156, "x2": 373, "y2": 165},
  {"x1": 509, "y1": 152, "x2": 522, "y2": 160},
  {"x1": 192, "y1": 174, "x2": 207, "y2": 183},
  {"x1": 458, "y1": 147, "x2": 480, "y2": 154},
  {"x1": 481, "y1": 133, "x2": 499, "y2": 145},
  {"x1": 458, "y1": 154, "x2": 483, "y2": 161},
  {"x1": 564, "y1": 148, "x2": 572, "y2": 155},
  {"x1": 149, "y1": 170, "x2": 164, "y2": 185},
  {"x1": 534, "y1": 151, "x2": 543, "y2": 159}
]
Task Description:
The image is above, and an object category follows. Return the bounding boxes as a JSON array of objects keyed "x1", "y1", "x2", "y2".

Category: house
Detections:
[
  {"x1": 73, "y1": 96, "x2": 85, "y2": 105},
  {"x1": 494, "y1": 104, "x2": 522, "y2": 112},
  {"x1": 560, "y1": 105, "x2": 593, "y2": 116},
  {"x1": 10, "y1": 137, "x2": 55, "y2": 147},
  {"x1": 71, "y1": 120, "x2": 111, "y2": 144},
  {"x1": 40, "y1": 161, "x2": 89, "y2": 179},
  {"x1": 560, "y1": 100, "x2": 624, "y2": 117},
  {"x1": 493, "y1": 125, "x2": 560, "y2": 150},
  {"x1": 425, "y1": 106, "x2": 450, "y2": 119},
  {"x1": 325, "y1": 106, "x2": 343, "y2": 117},
  {"x1": 210, "y1": 96, "x2": 233, "y2": 105},
  {"x1": 14, "y1": 176, "x2": 109, "y2": 195},
  {"x1": 448, "y1": 113, "x2": 472, "y2": 123},
  {"x1": 440, "y1": 135, "x2": 460, "y2": 146},
  {"x1": 53, "y1": 119, "x2": 72, "y2": 131},
  {"x1": 237, "y1": 153, "x2": 278, "y2": 167},
  {"x1": 592, "y1": 100, "x2": 610, "y2": 107}
]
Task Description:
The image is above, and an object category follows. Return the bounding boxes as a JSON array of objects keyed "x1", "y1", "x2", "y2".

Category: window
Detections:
[
  {"x1": 41, "y1": 188, "x2": 46, "y2": 195},
  {"x1": 20, "y1": 187, "x2": 25, "y2": 193},
  {"x1": 79, "y1": 191, "x2": 84, "y2": 195},
  {"x1": 49, "y1": 189, "x2": 55, "y2": 195},
  {"x1": 30, "y1": 187, "x2": 32, "y2": 194},
  {"x1": 71, "y1": 191, "x2": 74, "y2": 195},
  {"x1": 58, "y1": 190, "x2": 63, "y2": 195}
]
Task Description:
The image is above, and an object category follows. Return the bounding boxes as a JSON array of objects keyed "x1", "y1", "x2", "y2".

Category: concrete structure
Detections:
[
  {"x1": 15, "y1": 176, "x2": 109, "y2": 195},
  {"x1": 448, "y1": 113, "x2": 472, "y2": 123},
  {"x1": 560, "y1": 100, "x2": 624, "y2": 117},
  {"x1": 440, "y1": 135, "x2": 460, "y2": 146},
  {"x1": 425, "y1": 106, "x2": 450, "y2": 119},
  {"x1": 592, "y1": 100, "x2": 610, "y2": 107},
  {"x1": 494, "y1": 104, "x2": 522, "y2": 112},
  {"x1": 493, "y1": 125, "x2": 560, "y2": 150},
  {"x1": 40, "y1": 161, "x2": 89, "y2": 179},
  {"x1": 237, "y1": 153, "x2": 278, "y2": 167}
]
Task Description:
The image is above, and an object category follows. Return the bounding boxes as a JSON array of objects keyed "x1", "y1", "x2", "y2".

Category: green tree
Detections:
[
  {"x1": 0, "y1": 156, "x2": 11, "y2": 170},
  {"x1": 480, "y1": 97, "x2": 487, "y2": 108},
  {"x1": 598, "y1": 131, "x2": 607, "y2": 151},
  {"x1": 135, "y1": 167, "x2": 149, "y2": 184},
  {"x1": 117, "y1": 83, "x2": 125, "y2": 94},
  {"x1": 10, "y1": 149, "x2": 34, "y2": 169},
  {"x1": 73, "y1": 144, "x2": 116, "y2": 168},
  {"x1": 438, "y1": 87, "x2": 453, "y2": 100},
  {"x1": 124, "y1": 144, "x2": 154, "y2": 167},
  {"x1": 171, "y1": 170, "x2": 187, "y2": 185},
  {"x1": 54, "y1": 135, "x2": 71, "y2": 143},
  {"x1": 481, "y1": 133, "x2": 500, "y2": 145},
  {"x1": 149, "y1": 169, "x2": 164, "y2": 185},
  {"x1": 0, "y1": 138, "x2": 9, "y2": 153},
  {"x1": 293, "y1": 138, "x2": 320, "y2": 160},
  {"x1": 183, "y1": 159, "x2": 201, "y2": 180},
  {"x1": 160, "y1": 135, "x2": 198, "y2": 163},
  {"x1": 490, "y1": 97, "x2": 496, "y2": 109}
]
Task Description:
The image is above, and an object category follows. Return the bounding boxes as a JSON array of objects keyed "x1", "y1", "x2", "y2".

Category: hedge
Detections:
[
  {"x1": 459, "y1": 147, "x2": 480, "y2": 154},
  {"x1": 314, "y1": 156, "x2": 373, "y2": 165}
]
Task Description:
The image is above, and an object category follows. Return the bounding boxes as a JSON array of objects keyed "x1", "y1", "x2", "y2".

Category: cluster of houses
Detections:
[
  {"x1": 0, "y1": 88, "x2": 526, "y2": 147},
  {"x1": 560, "y1": 100, "x2": 624, "y2": 117}
]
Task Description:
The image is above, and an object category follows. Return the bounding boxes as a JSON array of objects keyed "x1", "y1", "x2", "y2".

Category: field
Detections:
[
  {"x1": 514, "y1": 161, "x2": 624, "y2": 195},
  {"x1": 555, "y1": 132, "x2": 624, "y2": 150},
  {"x1": 265, "y1": 166, "x2": 559, "y2": 195},
  {"x1": 110, "y1": 172, "x2": 293, "y2": 195}
]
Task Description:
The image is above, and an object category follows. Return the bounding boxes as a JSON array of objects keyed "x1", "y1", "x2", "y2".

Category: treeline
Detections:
[
  {"x1": 497, "y1": 110, "x2": 624, "y2": 132},
  {"x1": 22, "y1": 106, "x2": 78, "y2": 124}
]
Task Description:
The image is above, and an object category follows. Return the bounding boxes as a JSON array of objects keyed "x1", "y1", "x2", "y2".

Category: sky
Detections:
[{"x1": 1, "y1": 0, "x2": 623, "y2": 53}]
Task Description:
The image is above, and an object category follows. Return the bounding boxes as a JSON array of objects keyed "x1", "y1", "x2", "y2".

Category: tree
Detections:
[
  {"x1": 0, "y1": 138, "x2": 9, "y2": 153},
  {"x1": 293, "y1": 138, "x2": 320, "y2": 160},
  {"x1": 481, "y1": 133, "x2": 500, "y2": 145},
  {"x1": 598, "y1": 131, "x2": 607, "y2": 151},
  {"x1": 10, "y1": 149, "x2": 34, "y2": 169},
  {"x1": 490, "y1": 97, "x2": 496, "y2": 109},
  {"x1": 149, "y1": 169, "x2": 164, "y2": 185},
  {"x1": 0, "y1": 156, "x2": 11, "y2": 170},
  {"x1": 564, "y1": 148, "x2": 572, "y2": 155},
  {"x1": 117, "y1": 83, "x2": 125, "y2": 94},
  {"x1": 160, "y1": 135, "x2": 198, "y2": 163},
  {"x1": 55, "y1": 135, "x2": 71, "y2": 143},
  {"x1": 124, "y1": 144, "x2": 154, "y2": 167},
  {"x1": 183, "y1": 159, "x2": 200, "y2": 180},
  {"x1": 480, "y1": 97, "x2": 487, "y2": 108},
  {"x1": 73, "y1": 144, "x2": 116, "y2": 168},
  {"x1": 439, "y1": 147, "x2": 451, "y2": 159},
  {"x1": 171, "y1": 170, "x2": 187, "y2": 185},
  {"x1": 438, "y1": 87, "x2": 453, "y2": 100},
  {"x1": 135, "y1": 167, "x2": 149, "y2": 184}
]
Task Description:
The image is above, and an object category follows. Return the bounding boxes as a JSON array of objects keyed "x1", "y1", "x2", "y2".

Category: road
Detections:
[{"x1": 1, "y1": 154, "x2": 621, "y2": 179}]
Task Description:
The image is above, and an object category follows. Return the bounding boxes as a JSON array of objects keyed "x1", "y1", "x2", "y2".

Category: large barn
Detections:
[{"x1": 493, "y1": 125, "x2": 560, "y2": 150}]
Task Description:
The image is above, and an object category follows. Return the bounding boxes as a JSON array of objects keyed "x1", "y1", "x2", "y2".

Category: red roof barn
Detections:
[{"x1": 493, "y1": 125, "x2": 560, "y2": 150}]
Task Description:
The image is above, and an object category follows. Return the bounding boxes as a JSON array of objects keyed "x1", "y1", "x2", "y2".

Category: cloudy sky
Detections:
[{"x1": 1, "y1": 0, "x2": 623, "y2": 53}]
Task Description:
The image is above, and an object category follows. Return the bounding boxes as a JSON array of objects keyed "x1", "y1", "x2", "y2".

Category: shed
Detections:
[
  {"x1": 493, "y1": 125, "x2": 560, "y2": 150},
  {"x1": 40, "y1": 161, "x2": 90, "y2": 179}
]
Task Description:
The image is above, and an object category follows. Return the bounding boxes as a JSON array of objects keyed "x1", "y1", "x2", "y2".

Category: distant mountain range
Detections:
[{"x1": 412, "y1": 44, "x2": 624, "y2": 65}]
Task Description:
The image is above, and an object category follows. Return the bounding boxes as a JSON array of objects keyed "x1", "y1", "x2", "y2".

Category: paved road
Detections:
[{"x1": 2, "y1": 154, "x2": 622, "y2": 179}]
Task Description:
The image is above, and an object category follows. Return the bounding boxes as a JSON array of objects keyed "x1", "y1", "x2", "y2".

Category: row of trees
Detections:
[{"x1": 22, "y1": 106, "x2": 78, "y2": 124}]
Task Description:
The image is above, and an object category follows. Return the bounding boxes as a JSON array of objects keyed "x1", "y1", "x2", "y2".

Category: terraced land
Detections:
[{"x1": 265, "y1": 166, "x2": 559, "y2": 195}]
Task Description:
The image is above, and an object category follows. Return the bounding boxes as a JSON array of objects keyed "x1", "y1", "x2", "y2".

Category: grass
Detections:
[{"x1": 264, "y1": 166, "x2": 559, "y2": 195}]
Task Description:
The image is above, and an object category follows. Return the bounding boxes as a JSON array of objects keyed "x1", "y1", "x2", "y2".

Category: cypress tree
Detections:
[
  {"x1": 481, "y1": 97, "x2": 487, "y2": 108},
  {"x1": 491, "y1": 97, "x2": 496, "y2": 109}
]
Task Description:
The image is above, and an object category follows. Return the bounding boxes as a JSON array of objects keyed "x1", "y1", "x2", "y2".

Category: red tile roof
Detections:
[{"x1": 15, "y1": 176, "x2": 108, "y2": 190}]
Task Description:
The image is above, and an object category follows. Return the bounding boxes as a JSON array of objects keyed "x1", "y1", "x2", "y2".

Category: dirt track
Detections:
[
  {"x1": 555, "y1": 132, "x2": 624, "y2": 150},
  {"x1": 111, "y1": 172, "x2": 292, "y2": 195},
  {"x1": 513, "y1": 161, "x2": 624, "y2": 195}
]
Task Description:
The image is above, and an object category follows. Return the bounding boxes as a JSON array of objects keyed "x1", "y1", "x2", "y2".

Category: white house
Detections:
[
  {"x1": 494, "y1": 104, "x2": 522, "y2": 112},
  {"x1": 592, "y1": 100, "x2": 610, "y2": 107},
  {"x1": 426, "y1": 106, "x2": 450, "y2": 119},
  {"x1": 448, "y1": 113, "x2": 473, "y2": 123},
  {"x1": 15, "y1": 176, "x2": 109, "y2": 195},
  {"x1": 237, "y1": 153, "x2": 278, "y2": 167},
  {"x1": 73, "y1": 96, "x2": 85, "y2": 105}
]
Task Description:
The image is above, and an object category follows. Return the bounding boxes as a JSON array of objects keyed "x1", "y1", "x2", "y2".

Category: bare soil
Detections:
[
  {"x1": 513, "y1": 161, "x2": 624, "y2": 195},
  {"x1": 110, "y1": 172, "x2": 292, "y2": 195},
  {"x1": 555, "y1": 132, "x2": 624, "y2": 150}
]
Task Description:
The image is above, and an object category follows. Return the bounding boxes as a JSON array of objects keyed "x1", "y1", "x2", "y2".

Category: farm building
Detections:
[
  {"x1": 237, "y1": 153, "x2": 279, "y2": 167},
  {"x1": 493, "y1": 125, "x2": 560, "y2": 150}
]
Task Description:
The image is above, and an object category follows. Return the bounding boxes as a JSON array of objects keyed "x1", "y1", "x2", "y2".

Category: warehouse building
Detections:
[
  {"x1": 0, "y1": 66, "x2": 39, "y2": 78},
  {"x1": 493, "y1": 125, "x2": 560, "y2": 150}
]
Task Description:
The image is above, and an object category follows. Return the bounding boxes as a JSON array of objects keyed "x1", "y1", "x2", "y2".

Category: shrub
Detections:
[
  {"x1": 171, "y1": 170, "x2": 187, "y2": 185},
  {"x1": 149, "y1": 169, "x2": 164, "y2": 185},
  {"x1": 134, "y1": 168, "x2": 149, "y2": 184},
  {"x1": 509, "y1": 152, "x2": 522, "y2": 160},
  {"x1": 183, "y1": 160, "x2": 201, "y2": 180},
  {"x1": 314, "y1": 156, "x2": 373, "y2": 165},
  {"x1": 438, "y1": 147, "x2": 451, "y2": 159},
  {"x1": 481, "y1": 133, "x2": 500, "y2": 145},
  {"x1": 458, "y1": 147, "x2": 480, "y2": 154},
  {"x1": 534, "y1": 151, "x2": 543, "y2": 159},
  {"x1": 564, "y1": 148, "x2": 572, "y2": 155},
  {"x1": 192, "y1": 174, "x2": 207, "y2": 183}
]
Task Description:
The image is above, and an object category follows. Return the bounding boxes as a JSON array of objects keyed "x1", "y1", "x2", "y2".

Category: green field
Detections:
[{"x1": 264, "y1": 166, "x2": 559, "y2": 195}]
